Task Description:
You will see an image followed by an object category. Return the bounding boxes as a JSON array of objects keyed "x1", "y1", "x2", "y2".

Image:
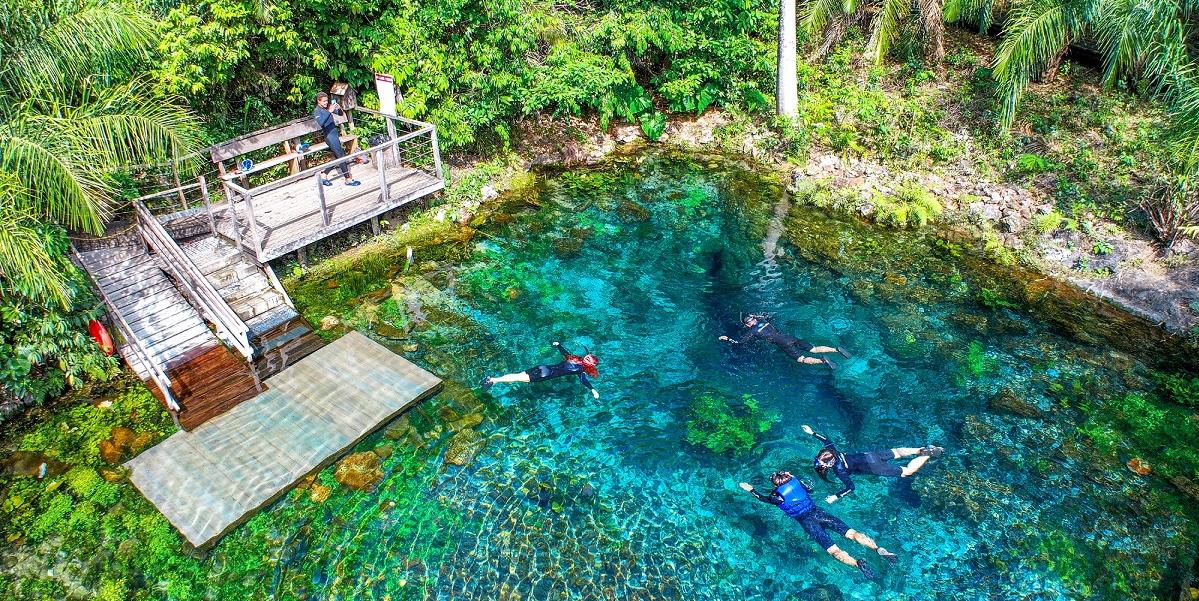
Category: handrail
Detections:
[
  {"x1": 134, "y1": 202, "x2": 254, "y2": 360},
  {"x1": 69, "y1": 243, "x2": 182, "y2": 427},
  {"x1": 133, "y1": 181, "x2": 205, "y2": 204},
  {"x1": 221, "y1": 127, "x2": 432, "y2": 194}
]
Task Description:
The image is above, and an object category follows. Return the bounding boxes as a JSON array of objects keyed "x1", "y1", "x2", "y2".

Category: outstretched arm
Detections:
[
  {"x1": 552, "y1": 341, "x2": 572, "y2": 358},
  {"x1": 739, "y1": 482, "x2": 782, "y2": 506},
  {"x1": 827, "y1": 468, "x2": 855, "y2": 502},
  {"x1": 577, "y1": 373, "x2": 599, "y2": 398},
  {"x1": 720, "y1": 328, "x2": 757, "y2": 345},
  {"x1": 801, "y1": 424, "x2": 834, "y2": 447}
]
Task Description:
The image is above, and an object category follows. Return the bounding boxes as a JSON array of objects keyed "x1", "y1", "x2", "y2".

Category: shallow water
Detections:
[{"x1": 220, "y1": 154, "x2": 1195, "y2": 600}]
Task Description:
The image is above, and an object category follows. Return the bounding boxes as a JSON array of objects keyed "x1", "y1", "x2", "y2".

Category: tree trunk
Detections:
[
  {"x1": 1040, "y1": 46, "x2": 1069, "y2": 82},
  {"x1": 777, "y1": 0, "x2": 799, "y2": 118},
  {"x1": 920, "y1": 0, "x2": 945, "y2": 77}
]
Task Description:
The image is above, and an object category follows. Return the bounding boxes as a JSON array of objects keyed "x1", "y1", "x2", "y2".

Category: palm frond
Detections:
[
  {"x1": 1092, "y1": 0, "x2": 1183, "y2": 88},
  {"x1": 0, "y1": 127, "x2": 107, "y2": 233},
  {"x1": 920, "y1": 0, "x2": 947, "y2": 66},
  {"x1": 992, "y1": 0, "x2": 1087, "y2": 127},
  {"x1": 1, "y1": 4, "x2": 157, "y2": 100},
  {"x1": 0, "y1": 178, "x2": 70, "y2": 308},
  {"x1": 866, "y1": 0, "x2": 911, "y2": 65},
  {"x1": 800, "y1": 0, "x2": 847, "y2": 44}
]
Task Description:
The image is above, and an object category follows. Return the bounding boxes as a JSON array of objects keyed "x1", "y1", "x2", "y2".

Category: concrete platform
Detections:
[{"x1": 125, "y1": 331, "x2": 442, "y2": 548}]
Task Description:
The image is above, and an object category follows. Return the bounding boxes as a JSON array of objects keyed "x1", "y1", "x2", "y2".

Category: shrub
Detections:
[
  {"x1": 1016, "y1": 153, "x2": 1055, "y2": 174},
  {"x1": 873, "y1": 182, "x2": 942, "y2": 228},
  {"x1": 1151, "y1": 371, "x2": 1199, "y2": 408},
  {"x1": 1034, "y1": 210, "x2": 1067, "y2": 234},
  {"x1": 685, "y1": 392, "x2": 778, "y2": 455}
]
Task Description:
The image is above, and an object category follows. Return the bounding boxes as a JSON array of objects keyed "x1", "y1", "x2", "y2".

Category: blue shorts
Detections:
[
  {"x1": 846, "y1": 449, "x2": 903, "y2": 477},
  {"x1": 795, "y1": 507, "x2": 851, "y2": 550}
]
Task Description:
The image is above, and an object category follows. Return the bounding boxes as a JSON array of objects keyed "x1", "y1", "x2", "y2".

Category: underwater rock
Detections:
[
  {"x1": 553, "y1": 237, "x2": 584, "y2": 258},
  {"x1": 0, "y1": 451, "x2": 69, "y2": 478},
  {"x1": 1126, "y1": 458, "x2": 1151, "y2": 476},
  {"x1": 333, "y1": 451, "x2": 384, "y2": 491},
  {"x1": 98, "y1": 467, "x2": 128, "y2": 483},
  {"x1": 617, "y1": 199, "x2": 651, "y2": 222},
  {"x1": 449, "y1": 413, "x2": 484, "y2": 433},
  {"x1": 961, "y1": 415, "x2": 996, "y2": 442},
  {"x1": 797, "y1": 584, "x2": 844, "y2": 601},
  {"x1": 987, "y1": 388, "x2": 1042, "y2": 418},
  {"x1": 319, "y1": 315, "x2": 341, "y2": 330},
  {"x1": 913, "y1": 469, "x2": 1013, "y2": 523},
  {"x1": 1170, "y1": 476, "x2": 1199, "y2": 504},
  {"x1": 444, "y1": 428, "x2": 485, "y2": 467},
  {"x1": 373, "y1": 323, "x2": 407, "y2": 339},
  {"x1": 373, "y1": 444, "x2": 393, "y2": 459},
  {"x1": 883, "y1": 272, "x2": 908, "y2": 286},
  {"x1": 309, "y1": 484, "x2": 332, "y2": 503},
  {"x1": 99, "y1": 427, "x2": 154, "y2": 464},
  {"x1": 948, "y1": 312, "x2": 989, "y2": 335}
]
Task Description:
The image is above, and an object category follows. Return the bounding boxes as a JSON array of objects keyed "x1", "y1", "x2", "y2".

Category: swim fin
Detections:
[
  {"x1": 878, "y1": 549, "x2": 899, "y2": 565},
  {"x1": 837, "y1": 347, "x2": 852, "y2": 359},
  {"x1": 822, "y1": 357, "x2": 838, "y2": 369},
  {"x1": 480, "y1": 376, "x2": 494, "y2": 391},
  {"x1": 858, "y1": 561, "x2": 878, "y2": 580}
]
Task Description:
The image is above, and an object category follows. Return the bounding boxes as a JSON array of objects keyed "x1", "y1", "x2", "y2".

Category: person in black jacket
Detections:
[
  {"x1": 803, "y1": 424, "x2": 944, "y2": 504},
  {"x1": 719, "y1": 314, "x2": 849, "y2": 368},
  {"x1": 313, "y1": 92, "x2": 360, "y2": 187},
  {"x1": 481, "y1": 342, "x2": 600, "y2": 399}
]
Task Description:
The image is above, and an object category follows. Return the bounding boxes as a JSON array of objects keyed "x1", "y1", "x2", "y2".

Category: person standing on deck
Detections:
[
  {"x1": 739, "y1": 471, "x2": 897, "y2": 580},
  {"x1": 719, "y1": 314, "x2": 849, "y2": 368},
  {"x1": 313, "y1": 92, "x2": 361, "y2": 187},
  {"x1": 803, "y1": 424, "x2": 944, "y2": 504},
  {"x1": 481, "y1": 341, "x2": 600, "y2": 399}
]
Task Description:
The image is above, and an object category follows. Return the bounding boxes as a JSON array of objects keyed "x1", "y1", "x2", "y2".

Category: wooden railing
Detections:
[
  {"x1": 134, "y1": 201, "x2": 254, "y2": 360},
  {"x1": 221, "y1": 113, "x2": 443, "y2": 261},
  {"x1": 70, "y1": 243, "x2": 182, "y2": 428}
]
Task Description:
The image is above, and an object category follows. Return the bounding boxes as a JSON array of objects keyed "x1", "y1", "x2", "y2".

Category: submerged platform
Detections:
[{"x1": 125, "y1": 331, "x2": 442, "y2": 548}]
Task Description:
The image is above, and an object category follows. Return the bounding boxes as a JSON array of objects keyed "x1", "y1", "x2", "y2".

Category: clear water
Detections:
[{"x1": 212, "y1": 154, "x2": 1196, "y2": 600}]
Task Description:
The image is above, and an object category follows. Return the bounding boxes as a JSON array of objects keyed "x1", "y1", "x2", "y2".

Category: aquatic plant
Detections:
[
  {"x1": 1151, "y1": 370, "x2": 1199, "y2": 408},
  {"x1": 962, "y1": 340, "x2": 997, "y2": 378},
  {"x1": 685, "y1": 392, "x2": 778, "y2": 455}
]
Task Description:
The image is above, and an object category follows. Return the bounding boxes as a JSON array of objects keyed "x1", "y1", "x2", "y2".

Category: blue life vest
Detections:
[{"x1": 776, "y1": 478, "x2": 814, "y2": 518}]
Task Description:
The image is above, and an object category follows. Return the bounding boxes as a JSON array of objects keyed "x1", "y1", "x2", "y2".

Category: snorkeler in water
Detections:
[
  {"x1": 481, "y1": 341, "x2": 600, "y2": 399},
  {"x1": 718, "y1": 314, "x2": 849, "y2": 368},
  {"x1": 803, "y1": 424, "x2": 944, "y2": 504},
  {"x1": 739, "y1": 471, "x2": 896, "y2": 580}
]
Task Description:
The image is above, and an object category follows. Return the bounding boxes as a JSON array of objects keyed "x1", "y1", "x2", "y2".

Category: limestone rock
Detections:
[
  {"x1": 797, "y1": 584, "x2": 844, "y2": 601},
  {"x1": 449, "y1": 412, "x2": 484, "y2": 433},
  {"x1": 320, "y1": 315, "x2": 341, "y2": 330},
  {"x1": 373, "y1": 444, "x2": 393, "y2": 459},
  {"x1": 333, "y1": 451, "x2": 384, "y2": 491},
  {"x1": 309, "y1": 483, "x2": 332, "y2": 503},
  {"x1": 1171, "y1": 475, "x2": 1199, "y2": 504},
  {"x1": 0, "y1": 451, "x2": 69, "y2": 477},
  {"x1": 444, "y1": 428, "x2": 485, "y2": 467},
  {"x1": 987, "y1": 388, "x2": 1042, "y2": 418}
]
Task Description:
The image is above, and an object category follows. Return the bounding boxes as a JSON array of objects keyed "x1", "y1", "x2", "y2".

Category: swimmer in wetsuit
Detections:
[
  {"x1": 481, "y1": 342, "x2": 600, "y2": 399},
  {"x1": 803, "y1": 424, "x2": 944, "y2": 504},
  {"x1": 739, "y1": 471, "x2": 896, "y2": 580},
  {"x1": 718, "y1": 314, "x2": 849, "y2": 368}
]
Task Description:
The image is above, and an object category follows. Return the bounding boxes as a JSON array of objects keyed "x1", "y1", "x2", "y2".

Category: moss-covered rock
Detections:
[{"x1": 333, "y1": 451, "x2": 383, "y2": 491}]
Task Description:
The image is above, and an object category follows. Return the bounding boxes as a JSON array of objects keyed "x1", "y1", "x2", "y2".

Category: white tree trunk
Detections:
[{"x1": 777, "y1": 0, "x2": 799, "y2": 118}]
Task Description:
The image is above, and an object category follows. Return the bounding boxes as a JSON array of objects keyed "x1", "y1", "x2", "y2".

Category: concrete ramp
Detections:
[{"x1": 125, "y1": 331, "x2": 442, "y2": 548}]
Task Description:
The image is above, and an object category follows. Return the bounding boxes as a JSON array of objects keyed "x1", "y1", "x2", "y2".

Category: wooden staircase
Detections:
[
  {"x1": 177, "y1": 235, "x2": 323, "y2": 380},
  {"x1": 74, "y1": 229, "x2": 260, "y2": 429}
]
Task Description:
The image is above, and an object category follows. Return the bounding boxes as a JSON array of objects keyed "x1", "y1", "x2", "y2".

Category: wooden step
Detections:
[
  {"x1": 206, "y1": 261, "x2": 259, "y2": 290},
  {"x1": 230, "y1": 289, "x2": 285, "y2": 322}
]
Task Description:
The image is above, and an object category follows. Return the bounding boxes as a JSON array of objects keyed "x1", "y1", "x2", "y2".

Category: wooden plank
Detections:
[
  {"x1": 112, "y1": 282, "x2": 179, "y2": 311},
  {"x1": 209, "y1": 116, "x2": 324, "y2": 162}
]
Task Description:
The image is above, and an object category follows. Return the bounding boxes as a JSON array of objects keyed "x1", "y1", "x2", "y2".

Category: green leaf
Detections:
[{"x1": 639, "y1": 111, "x2": 667, "y2": 141}]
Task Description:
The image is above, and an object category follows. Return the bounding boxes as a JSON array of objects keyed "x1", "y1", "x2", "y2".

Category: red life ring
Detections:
[{"x1": 89, "y1": 319, "x2": 114, "y2": 356}]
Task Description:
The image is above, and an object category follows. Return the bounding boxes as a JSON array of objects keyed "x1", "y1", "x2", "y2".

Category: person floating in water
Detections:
[
  {"x1": 718, "y1": 314, "x2": 849, "y2": 368},
  {"x1": 481, "y1": 341, "x2": 600, "y2": 399},
  {"x1": 739, "y1": 471, "x2": 896, "y2": 580},
  {"x1": 803, "y1": 424, "x2": 944, "y2": 504}
]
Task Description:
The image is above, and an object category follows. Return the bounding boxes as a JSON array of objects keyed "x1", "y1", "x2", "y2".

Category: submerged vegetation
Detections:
[{"x1": 685, "y1": 391, "x2": 779, "y2": 455}]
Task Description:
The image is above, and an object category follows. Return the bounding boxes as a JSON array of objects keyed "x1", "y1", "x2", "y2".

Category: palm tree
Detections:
[
  {"x1": 0, "y1": 1, "x2": 201, "y2": 307},
  {"x1": 799, "y1": 0, "x2": 948, "y2": 72},
  {"x1": 991, "y1": 0, "x2": 1195, "y2": 128},
  {"x1": 779, "y1": 0, "x2": 800, "y2": 118}
]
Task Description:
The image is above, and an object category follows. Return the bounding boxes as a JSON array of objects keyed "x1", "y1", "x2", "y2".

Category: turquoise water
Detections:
[{"x1": 232, "y1": 154, "x2": 1196, "y2": 600}]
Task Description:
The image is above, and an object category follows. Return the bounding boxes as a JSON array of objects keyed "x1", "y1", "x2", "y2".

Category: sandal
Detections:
[
  {"x1": 345, "y1": 179, "x2": 362, "y2": 186},
  {"x1": 320, "y1": 178, "x2": 333, "y2": 186}
]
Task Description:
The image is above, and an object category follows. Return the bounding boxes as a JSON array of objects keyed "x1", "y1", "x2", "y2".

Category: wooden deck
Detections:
[
  {"x1": 124, "y1": 331, "x2": 442, "y2": 548},
  {"x1": 216, "y1": 162, "x2": 443, "y2": 261}
]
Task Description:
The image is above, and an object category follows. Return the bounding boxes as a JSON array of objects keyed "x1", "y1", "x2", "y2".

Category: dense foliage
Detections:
[
  {"x1": 152, "y1": 0, "x2": 778, "y2": 147},
  {"x1": 685, "y1": 391, "x2": 778, "y2": 454}
]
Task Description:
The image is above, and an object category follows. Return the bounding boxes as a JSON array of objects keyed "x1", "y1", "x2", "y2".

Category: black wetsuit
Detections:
[
  {"x1": 811, "y1": 432, "x2": 902, "y2": 499},
  {"x1": 525, "y1": 344, "x2": 595, "y2": 393},
  {"x1": 735, "y1": 322, "x2": 813, "y2": 360},
  {"x1": 749, "y1": 479, "x2": 851, "y2": 550},
  {"x1": 314, "y1": 104, "x2": 350, "y2": 179}
]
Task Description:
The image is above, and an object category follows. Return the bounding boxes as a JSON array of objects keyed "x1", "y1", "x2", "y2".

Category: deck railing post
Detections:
[
  {"x1": 199, "y1": 175, "x2": 216, "y2": 236},
  {"x1": 376, "y1": 148, "x2": 389, "y2": 205},
  {"x1": 315, "y1": 174, "x2": 331, "y2": 226},
  {"x1": 241, "y1": 191, "x2": 265, "y2": 261},
  {"x1": 386, "y1": 117, "x2": 399, "y2": 166},
  {"x1": 430, "y1": 127, "x2": 444, "y2": 182}
]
